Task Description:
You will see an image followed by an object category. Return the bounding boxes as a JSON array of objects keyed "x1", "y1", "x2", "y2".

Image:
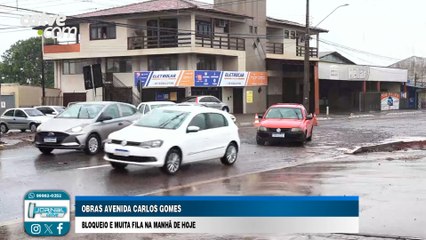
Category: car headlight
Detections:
[
  {"x1": 290, "y1": 128, "x2": 303, "y2": 132},
  {"x1": 67, "y1": 126, "x2": 84, "y2": 133},
  {"x1": 36, "y1": 125, "x2": 42, "y2": 132},
  {"x1": 258, "y1": 126, "x2": 267, "y2": 132},
  {"x1": 140, "y1": 140, "x2": 163, "y2": 148}
]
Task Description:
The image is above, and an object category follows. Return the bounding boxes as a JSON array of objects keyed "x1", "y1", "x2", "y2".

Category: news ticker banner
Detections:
[
  {"x1": 75, "y1": 196, "x2": 359, "y2": 234},
  {"x1": 24, "y1": 190, "x2": 71, "y2": 237},
  {"x1": 134, "y1": 70, "x2": 268, "y2": 88}
]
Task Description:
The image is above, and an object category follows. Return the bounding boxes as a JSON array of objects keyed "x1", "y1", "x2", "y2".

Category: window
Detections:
[
  {"x1": 290, "y1": 31, "x2": 296, "y2": 39},
  {"x1": 196, "y1": 20, "x2": 213, "y2": 36},
  {"x1": 197, "y1": 55, "x2": 216, "y2": 70},
  {"x1": 265, "y1": 107, "x2": 303, "y2": 120},
  {"x1": 249, "y1": 26, "x2": 253, "y2": 34},
  {"x1": 90, "y1": 24, "x2": 116, "y2": 40},
  {"x1": 103, "y1": 104, "x2": 120, "y2": 119},
  {"x1": 63, "y1": 59, "x2": 97, "y2": 75},
  {"x1": 135, "y1": 109, "x2": 189, "y2": 130},
  {"x1": 206, "y1": 113, "x2": 228, "y2": 129},
  {"x1": 284, "y1": 30, "x2": 290, "y2": 39},
  {"x1": 24, "y1": 109, "x2": 44, "y2": 117},
  {"x1": 199, "y1": 97, "x2": 209, "y2": 103},
  {"x1": 58, "y1": 104, "x2": 104, "y2": 119},
  {"x1": 37, "y1": 107, "x2": 54, "y2": 115},
  {"x1": 15, "y1": 110, "x2": 27, "y2": 118},
  {"x1": 254, "y1": 26, "x2": 258, "y2": 34},
  {"x1": 148, "y1": 55, "x2": 178, "y2": 71},
  {"x1": 120, "y1": 104, "x2": 136, "y2": 117},
  {"x1": 138, "y1": 104, "x2": 145, "y2": 113},
  {"x1": 3, "y1": 110, "x2": 14, "y2": 117},
  {"x1": 188, "y1": 114, "x2": 207, "y2": 131},
  {"x1": 106, "y1": 58, "x2": 132, "y2": 73},
  {"x1": 144, "y1": 106, "x2": 150, "y2": 114}
]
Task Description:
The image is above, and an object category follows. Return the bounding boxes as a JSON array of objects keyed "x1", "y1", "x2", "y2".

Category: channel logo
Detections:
[
  {"x1": 24, "y1": 190, "x2": 70, "y2": 237},
  {"x1": 28, "y1": 202, "x2": 67, "y2": 218}
]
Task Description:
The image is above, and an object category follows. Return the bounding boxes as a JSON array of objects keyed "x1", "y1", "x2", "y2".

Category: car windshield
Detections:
[
  {"x1": 53, "y1": 107, "x2": 65, "y2": 113},
  {"x1": 180, "y1": 97, "x2": 197, "y2": 103},
  {"x1": 135, "y1": 109, "x2": 189, "y2": 129},
  {"x1": 57, "y1": 104, "x2": 104, "y2": 119},
  {"x1": 265, "y1": 107, "x2": 303, "y2": 120},
  {"x1": 24, "y1": 109, "x2": 44, "y2": 117}
]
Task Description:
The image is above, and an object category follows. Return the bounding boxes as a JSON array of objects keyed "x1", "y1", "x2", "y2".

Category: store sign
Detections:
[
  {"x1": 134, "y1": 71, "x2": 268, "y2": 88},
  {"x1": 381, "y1": 93, "x2": 400, "y2": 111},
  {"x1": 195, "y1": 71, "x2": 221, "y2": 87},
  {"x1": 246, "y1": 90, "x2": 253, "y2": 103},
  {"x1": 348, "y1": 67, "x2": 369, "y2": 80}
]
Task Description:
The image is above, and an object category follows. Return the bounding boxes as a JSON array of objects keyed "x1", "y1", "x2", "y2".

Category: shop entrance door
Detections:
[{"x1": 233, "y1": 88, "x2": 243, "y2": 114}]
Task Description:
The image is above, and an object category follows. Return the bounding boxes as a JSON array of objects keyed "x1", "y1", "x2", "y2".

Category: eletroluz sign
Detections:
[{"x1": 20, "y1": 13, "x2": 77, "y2": 39}]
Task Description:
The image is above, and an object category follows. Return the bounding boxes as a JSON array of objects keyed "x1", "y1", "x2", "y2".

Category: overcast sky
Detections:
[{"x1": 0, "y1": 0, "x2": 424, "y2": 66}]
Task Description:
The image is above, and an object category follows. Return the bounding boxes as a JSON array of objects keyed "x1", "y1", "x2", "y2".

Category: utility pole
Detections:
[
  {"x1": 303, "y1": 0, "x2": 310, "y2": 113},
  {"x1": 41, "y1": 47, "x2": 46, "y2": 105}
]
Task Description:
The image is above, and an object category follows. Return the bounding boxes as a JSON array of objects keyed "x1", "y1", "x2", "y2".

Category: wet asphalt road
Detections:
[{"x1": 1, "y1": 111, "x2": 426, "y2": 239}]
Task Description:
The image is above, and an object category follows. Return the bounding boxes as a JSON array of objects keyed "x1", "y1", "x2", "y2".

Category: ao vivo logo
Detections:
[{"x1": 20, "y1": 13, "x2": 77, "y2": 39}]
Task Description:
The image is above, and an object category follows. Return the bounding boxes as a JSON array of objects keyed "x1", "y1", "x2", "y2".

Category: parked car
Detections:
[
  {"x1": 136, "y1": 101, "x2": 176, "y2": 115},
  {"x1": 256, "y1": 103, "x2": 315, "y2": 145},
  {"x1": 0, "y1": 108, "x2": 50, "y2": 133},
  {"x1": 180, "y1": 96, "x2": 229, "y2": 112},
  {"x1": 34, "y1": 106, "x2": 65, "y2": 117},
  {"x1": 176, "y1": 102, "x2": 236, "y2": 122},
  {"x1": 104, "y1": 106, "x2": 240, "y2": 175},
  {"x1": 34, "y1": 101, "x2": 140, "y2": 155}
]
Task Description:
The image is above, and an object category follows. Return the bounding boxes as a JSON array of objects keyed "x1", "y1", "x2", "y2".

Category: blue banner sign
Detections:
[{"x1": 194, "y1": 71, "x2": 222, "y2": 87}]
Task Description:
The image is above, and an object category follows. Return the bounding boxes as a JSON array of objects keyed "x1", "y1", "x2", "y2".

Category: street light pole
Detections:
[
  {"x1": 303, "y1": 2, "x2": 349, "y2": 113},
  {"x1": 303, "y1": 0, "x2": 310, "y2": 113}
]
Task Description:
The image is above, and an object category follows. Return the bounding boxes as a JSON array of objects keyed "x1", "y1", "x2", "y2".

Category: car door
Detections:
[
  {"x1": 303, "y1": 109, "x2": 313, "y2": 136},
  {"x1": 182, "y1": 113, "x2": 210, "y2": 163},
  {"x1": 119, "y1": 103, "x2": 138, "y2": 125},
  {"x1": 204, "y1": 113, "x2": 230, "y2": 158},
  {"x1": 96, "y1": 104, "x2": 122, "y2": 141},
  {"x1": 14, "y1": 109, "x2": 29, "y2": 129},
  {"x1": 1, "y1": 109, "x2": 15, "y2": 129}
]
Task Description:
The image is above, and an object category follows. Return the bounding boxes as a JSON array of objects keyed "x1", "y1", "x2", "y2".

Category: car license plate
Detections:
[
  {"x1": 114, "y1": 149, "x2": 130, "y2": 157},
  {"x1": 44, "y1": 137, "x2": 57, "y2": 143},
  {"x1": 272, "y1": 133, "x2": 285, "y2": 138}
]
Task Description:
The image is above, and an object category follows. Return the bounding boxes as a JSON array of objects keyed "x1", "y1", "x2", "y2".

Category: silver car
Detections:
[
  {"x1": 0, "y1": 108, "x2": 50, "y2": 133},
  {"x1": 34, "y1": 101, "x2": 140, "y2": 155},
  {"x1": 180, "y1": 96, "x2": 229, "y2": 112},
  {"x1": 136, "y1": 101, "x2": 176, "y2": 115},
  {"x1": 34, "y1": 105, "x2": 65, "y2": 117}
]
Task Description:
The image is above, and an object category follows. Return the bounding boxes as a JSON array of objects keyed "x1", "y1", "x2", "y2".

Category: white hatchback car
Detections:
[{"x1": 104, "y1": 106, "x2": 240, "y2": 174}]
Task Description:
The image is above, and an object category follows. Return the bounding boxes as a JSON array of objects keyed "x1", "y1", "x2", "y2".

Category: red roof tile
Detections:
[{"x1": 74, "y1": 0, "x2": 249, "y2": 18}]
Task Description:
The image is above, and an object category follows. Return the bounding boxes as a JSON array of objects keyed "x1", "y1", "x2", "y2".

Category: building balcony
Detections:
[
  {"x1": 128, "y1": 33, "x2": 245, "y2": 51},
  {"x1": 296, "y1": 46, "x2": 319, "y2": 58},
  {"x1": 43, "y1": 40, "x2": 80, "y2": 54}
]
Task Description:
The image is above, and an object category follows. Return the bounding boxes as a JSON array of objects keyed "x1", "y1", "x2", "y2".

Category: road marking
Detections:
[{"x1": 78, "y1": 164, "x2": 110, "y2": 170}]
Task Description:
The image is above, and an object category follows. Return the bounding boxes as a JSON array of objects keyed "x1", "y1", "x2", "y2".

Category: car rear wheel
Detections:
[
  {"x1": 110, "y1": 162, "x2": 128, "y2": 170},
  {"x1": 222, "y1": 107, "x2": 229, "y2": 112},
  {"x1": 29, "y1": 123, "x2": 37, "y2": 133},
  {"x1": 221, "y1": 142, "x2": 238, "y2": 166},
  {"x1": 84, "y1": 134, "x2": 101, "y2": 155},
  {"x1": 38, "y1": 147, "x2": 53, "y2": 154},
  {"x1": 20, "y1": 129, "x2": 26, "y2": 133},
  {"x1": 306, "y1": 128, "x2": 313, "y2": 141},
  {"x1": 161, "y1": 148, "x2": 182, "y2": 175},
  {"x1": 0, "y1": 124, "x2": 8, "y2": 134}
]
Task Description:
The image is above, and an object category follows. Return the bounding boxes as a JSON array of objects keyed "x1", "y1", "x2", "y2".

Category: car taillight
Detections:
[{"x1": 196, "y1": 97, "x2": 199, "y2": 103}]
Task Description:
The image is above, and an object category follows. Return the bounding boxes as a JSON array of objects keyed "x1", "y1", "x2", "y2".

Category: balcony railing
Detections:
[
  {"x1": 128, "y1": 33, "x2": 245, "y2": 51},
  {"x1": 195, "y1": 35, "x2": 245, "y2": 51},
  {"x1": 296, "y1": 46, "x2": 319, "y2": 58},
  {"x1": 266, "y1": 42, "x2": 284, "y2": 54}
]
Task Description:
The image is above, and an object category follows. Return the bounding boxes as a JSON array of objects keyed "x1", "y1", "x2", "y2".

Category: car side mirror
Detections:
[
  {"x1": 187, "y1": 126, "x2": 200, "y2": 133},
  {"x1": 257, "y1": 114, "x2": 263, "y2": 119},
  {"x1": 306, "y1": 113, "x2": 313, "y2": 120},
  {"x1": 98, "y1": 115, "x2": 113, "y2": 122}
]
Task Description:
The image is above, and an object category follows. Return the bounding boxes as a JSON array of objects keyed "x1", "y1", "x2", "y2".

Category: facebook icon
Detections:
[{"x1": 57, "y1": 223, "x2": 63, "y2": 235}]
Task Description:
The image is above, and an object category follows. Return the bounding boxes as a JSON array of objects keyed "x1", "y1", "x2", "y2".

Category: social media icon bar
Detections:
[{"x1": 24, "y1": 190, "x2": 71, "y2": 237}]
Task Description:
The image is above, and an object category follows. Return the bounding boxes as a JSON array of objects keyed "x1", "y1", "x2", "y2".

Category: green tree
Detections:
[{"x1": 0, "y1": 37, "x2": 54, "y2": 88}]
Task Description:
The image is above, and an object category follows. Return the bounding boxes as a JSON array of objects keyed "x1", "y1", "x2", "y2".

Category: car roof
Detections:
[
  {"x1": 34, "y1": 105, "x2": 64, "y2": 108},
  {"x1": 74, "y1": 101, "x2": 133, "y2": 106},
  {"x1": 140, "y1": 101, "x2": 175, "y2": 105},
  {"x1": 159, "y1": 105, "x2": 224, "y2": 114},
  {"x1": 270, "y1": 103, "x2": 305, "y2": 108}
]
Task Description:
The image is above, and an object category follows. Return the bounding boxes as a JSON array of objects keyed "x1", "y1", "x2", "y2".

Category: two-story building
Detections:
[{"x1": 43, "y1": 0, "x2": 327, "y2": 114}]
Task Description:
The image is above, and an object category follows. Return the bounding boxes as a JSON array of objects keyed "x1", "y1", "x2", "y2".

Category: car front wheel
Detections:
[
  {"x1": 30, "y1": 123, "x2": 37, "y2": 133},
  {"x1": 38, "y1": 147, "x2": 53, "y2": 154},
  {"x1": 221, "y1": 142, "x2": 238, "y2": 166},
  {"x1": 161, "y1": 148, "x2": 182, "y2": 175},
  {"x1": 0, "y1": 124, "x2": 8, "y2": 134},
  {"x1": 256, "y1": 135, "x2": 265, "y2": 145},
  {"x1": 84, "y1": 134, "x2": 101, "y2": 155},
  {"x1": 110, "y1": 162, "x2": 128, "y2": 170}
]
